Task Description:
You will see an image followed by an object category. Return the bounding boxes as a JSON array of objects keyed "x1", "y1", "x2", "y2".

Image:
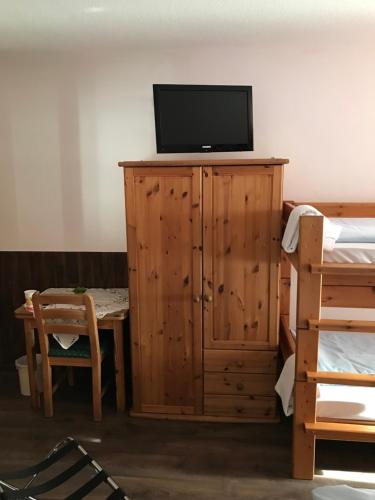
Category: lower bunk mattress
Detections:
[{"x1": 276, "y1": 329, "x2": 375, "y2": 422}]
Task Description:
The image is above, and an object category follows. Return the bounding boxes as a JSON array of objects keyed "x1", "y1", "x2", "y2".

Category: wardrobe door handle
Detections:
[
  {"x1": 193, "y1": 295, "x2": 201, "y2": 303},
  {"x1": 204, "y1": 294, "x2": 213, "y2": 303}
]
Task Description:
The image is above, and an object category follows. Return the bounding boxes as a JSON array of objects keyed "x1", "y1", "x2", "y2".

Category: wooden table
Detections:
[{"x1": 14, "y1": 306, "x2": 128, "y2": 413}]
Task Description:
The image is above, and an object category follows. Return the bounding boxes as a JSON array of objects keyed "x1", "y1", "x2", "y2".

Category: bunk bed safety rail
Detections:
[
  {"x1": 306, "y1": 371, "x2": 375, "y2": 387},
  {"x1": 308, "y1": 319, "x2": 375, "y2": 333}
]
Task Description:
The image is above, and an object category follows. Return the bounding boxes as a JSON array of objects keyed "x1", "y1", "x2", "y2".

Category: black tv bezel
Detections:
[{"x1": 153, "y1": 84, "x2": 253, "y2": 154}]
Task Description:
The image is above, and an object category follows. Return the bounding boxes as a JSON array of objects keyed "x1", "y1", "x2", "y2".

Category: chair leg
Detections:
[
  {"x1": 91, "y1": 364, "x2": 102, "y2": 422},
  {"x1": 67, "y1": 367, "x2": 75, "y2": 387},
  {"x1": 42, "y1": 363, "x2": 53, "y2": 418}
]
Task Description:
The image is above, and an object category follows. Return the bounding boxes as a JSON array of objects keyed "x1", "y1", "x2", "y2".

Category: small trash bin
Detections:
[{"x1": 15, "y1": 354, "x2": 43, "y2": 396}]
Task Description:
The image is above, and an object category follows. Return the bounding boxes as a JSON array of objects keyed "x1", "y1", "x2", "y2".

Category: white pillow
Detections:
[
  {"x1": 323, "y1": 218, "x2": 342, "y2": 251},
  {"x1": 282, "y1": 205, "x2": 342, "y2": 253},
  {"x1": 332, "y1": 218, "x2": 375, "y2": 243}
]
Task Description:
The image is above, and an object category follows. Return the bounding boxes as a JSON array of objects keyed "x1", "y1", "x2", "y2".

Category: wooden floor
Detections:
[{"x1": 0, "y1": 371, "x2": 374, "y2": 499}]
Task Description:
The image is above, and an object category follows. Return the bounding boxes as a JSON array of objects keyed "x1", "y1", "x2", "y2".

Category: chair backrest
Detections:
[{"x1": 32, "y1": 292, "x2": 100, "y2": 364}]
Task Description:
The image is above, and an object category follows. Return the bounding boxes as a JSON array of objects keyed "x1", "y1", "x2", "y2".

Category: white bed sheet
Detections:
[
  {"x1": 331, "y1": 217, "x2": 375, "y2": 244},
  {"x1": 324, "y1": 242, "x2": 375, "y2": 264},
  {"x1": 318, "y1": 384, "x2": 375, "y2": 421}
]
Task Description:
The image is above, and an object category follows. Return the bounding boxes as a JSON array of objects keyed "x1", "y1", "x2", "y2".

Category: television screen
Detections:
[{"x1": 153, "y1": 84, "x2": 253, "y2": 153}]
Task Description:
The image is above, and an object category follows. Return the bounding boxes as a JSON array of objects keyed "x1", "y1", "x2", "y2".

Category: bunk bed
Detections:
[{"x1": 278, "y1": 201, "x2": 375, "y2": 480}]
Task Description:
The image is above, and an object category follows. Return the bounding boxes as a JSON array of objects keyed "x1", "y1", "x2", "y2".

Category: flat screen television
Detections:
[{"x1": 153, "y1": 84, "x2": 253, "y2": 153}]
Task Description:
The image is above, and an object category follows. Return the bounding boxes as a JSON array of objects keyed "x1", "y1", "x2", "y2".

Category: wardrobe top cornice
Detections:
[{"x1": 118, "y1": 158, "x2": 289, "y2": 168}]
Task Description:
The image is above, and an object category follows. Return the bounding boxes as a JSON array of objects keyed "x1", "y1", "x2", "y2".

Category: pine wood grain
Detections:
[
  {"x1": 285, "y1": 202, "x2": 375, "y2": 218},
  {"x1": 305, "y1": 422, "x2": 375, "y2": 442},
  {"x1": 123, "y1": 160, "x2": 286, "y2": 421},
  {"x1": 308, "y1": 318, "x2": 375, "y2": 333},
  {"x1": 204, "y1": 349, "x2": 277, "y2": 374},
  {"x1": 124, "y1": 167, "x2": 202, "y2": 415},
  {"x1": 204, "y1": 394, "x2": 277, "y2": 420},
  {"x1": 293, "y1": 215, "x2": 323, "y2": 479},
  {"x1": 203, "y1": 166, "x2": 282, "y2": 350},
  {"x1": 311, "y1": 263, "x2": 375, "y2": 276},
  {"x1": 296, "y1": 216, "x2": 324, "y2": 329},
  {"x1": 322, "y1": 285, "x2": 375, "y2": 308},
  {"x1": 119, "y1": 158, "x2": 289, "y2": 167},
  {"x1": 306, "y1": 371, "x2": 375, "y2": 387},
  {"x1": 279, "y1": 315, "x2": 295, "y2": 361},
  {"x1": 204, "y1": 372, "x2": 276, "y2": 396},
  {"x1": 33, "y1": 292, "x2": 104, "y2": 421}
]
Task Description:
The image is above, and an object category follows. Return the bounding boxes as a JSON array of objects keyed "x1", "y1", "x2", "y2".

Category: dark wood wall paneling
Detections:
[{"x1": 0, "y1": 252, "x2": 128, "y2": 369}]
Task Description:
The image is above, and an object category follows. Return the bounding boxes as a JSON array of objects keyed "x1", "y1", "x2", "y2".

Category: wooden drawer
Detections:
[
  {"x1": 204, "y1": 395, "x2": 277, "y2": 419},
  {"x1": 204, "y1": 372, "x2": 275, "y2": 396},
  {"x1": 204, "y1": 349, "x2": 277, "y2": 374}
]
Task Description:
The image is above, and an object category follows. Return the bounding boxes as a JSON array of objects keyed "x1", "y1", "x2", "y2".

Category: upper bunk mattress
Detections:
[
  {"x1": 324, "y1": 242, "x2": 375, "y2": 264},
  {"x1": 324, "y1": 217, "x2": 375, "y2": 263}
]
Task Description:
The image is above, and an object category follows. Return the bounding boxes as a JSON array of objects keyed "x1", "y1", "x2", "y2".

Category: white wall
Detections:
[{"x1": 1, "y1": 43, "x2": 375, "y2": 251}]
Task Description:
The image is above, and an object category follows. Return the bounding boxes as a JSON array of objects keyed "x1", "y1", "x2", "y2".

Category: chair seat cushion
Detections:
[{"x1": 49, "y1": 334, "x2": 111, "y2": 359}]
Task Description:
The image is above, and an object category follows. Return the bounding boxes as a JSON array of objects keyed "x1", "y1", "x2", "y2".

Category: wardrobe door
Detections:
[
  {"x1": 125, "y1": 167, "x2": 203, "y2": 415},
  {"x1": 203, "y1": 165, "x2": 282, "y2": 350}
]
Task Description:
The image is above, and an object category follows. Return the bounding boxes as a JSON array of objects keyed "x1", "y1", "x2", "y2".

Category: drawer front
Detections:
[
  {"x1": 204, "y1": 372, "x2": 275, "y2": 396},
  {"x1": 204, "y1": 395, "x2": 277, "y2": 419},
  {"x1": 204, "y1": 349, "x2": 277, "y2": 374}
]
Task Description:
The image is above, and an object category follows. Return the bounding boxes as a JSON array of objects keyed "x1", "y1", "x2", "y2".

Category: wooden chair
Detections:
[{"x1": 32, "y1": 292, "x2": 111, "y2": 422}]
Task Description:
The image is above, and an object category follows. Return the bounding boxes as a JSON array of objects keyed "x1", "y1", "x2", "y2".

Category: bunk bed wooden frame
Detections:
[{"x1": 280, "y1": 201, "x2": 375, "y2": 480}]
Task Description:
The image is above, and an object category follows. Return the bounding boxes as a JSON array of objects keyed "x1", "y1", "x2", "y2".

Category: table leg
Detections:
[
  {"x1": 24, "y1": 319, "x2": 40, "y2": 409},
  {"x1": 113, "y1": 320, "x2": 125, "y2": 412}
]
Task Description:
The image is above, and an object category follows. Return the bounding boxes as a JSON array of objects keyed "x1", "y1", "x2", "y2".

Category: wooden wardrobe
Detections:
[{"x1": 119, "y1": 158, "x2": 288, "y2": 422}]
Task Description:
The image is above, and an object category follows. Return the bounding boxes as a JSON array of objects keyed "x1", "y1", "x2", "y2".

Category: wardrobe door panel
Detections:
[
  {"x1": 125, "y1": 167, "x2": 203, "y2": 414},
  {"x1": 203, "y1": 166, "x2": 282, "y2": 350}
]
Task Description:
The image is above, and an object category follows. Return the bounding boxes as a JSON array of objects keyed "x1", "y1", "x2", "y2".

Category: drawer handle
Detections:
[
  {"x1": 236, "y1": 382, "x2": 244, "y2": 391},
  {"x1": 236, "y1": 361, "x2": 244, "y2": 368}
]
